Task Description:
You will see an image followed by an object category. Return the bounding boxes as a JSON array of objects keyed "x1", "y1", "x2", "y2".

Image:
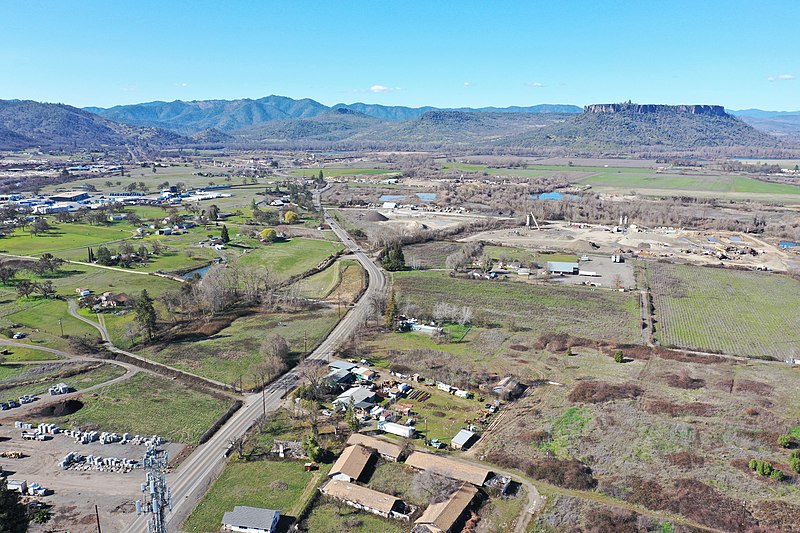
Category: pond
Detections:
[
  {"x1": 181, "y1": 264, "x2": 212, "y2": 279},
  {"x1": 378, "y1": 195, "x2": 407, "y2": 202},
  {"x1": 415, "y1": 192, "x2": 437, "y2": 202},
  {"x1": 779, "y1": 241, "x2": 800, "y2": 249},
  {"x1": 533, "y1": 192, "x2": 576, "y2": 200}
]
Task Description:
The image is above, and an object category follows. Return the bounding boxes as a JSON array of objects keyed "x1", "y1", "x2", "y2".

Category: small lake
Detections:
[
  {"x1": 379, "y1": 195, "x2": 406, "y2": 202},
  {"x1": 181, "y1": 264, "x2": 212, "y2": 279},
  {"x1": 533, "y1": 192, "x2": 576, "y2": 200},
  {"x1": 779, "y1": 241, "x2": 800, "y2": 249},
  {"x1": 415, "y1": 193, "x2": 437, "y2": 202}
]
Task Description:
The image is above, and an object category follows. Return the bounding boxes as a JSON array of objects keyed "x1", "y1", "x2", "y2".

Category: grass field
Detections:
[
  {"x1": 0, "y1": 363, "x2": 28, "y2": 381},
  {"x1": 235, "y1": 238, "x2": 343, "y2": 281},
  {"x1": 184, "y1": 459, "x2": 331, "y2": 532},
  {"x1": 647, "y1": 262, "x2": 800, "y2": 358},
  {"x1": 0, "y1": 347, "x2": 62, "y2": 362},
  {"x1": 144, "y1": 309, "x2": 340, "y2": 388},
  {"x1": 305, "y1": 502, "x2": 407, "y2": 533},
  {"x1": 298, "y1": 260, "x2": 361, "y2": 300},
  {"x1": 0, "y1": 362, "x2": 126, "y2": 399},
  {"x1": 0, "y1": 222, "x2": 135, "y2": 256},
  {"x1": 581, "y1": 173, "x2": 800, "y2": 195},
  {"x1": 404, "y1": 242, "x2": 576, "y2": 270},
  {"x1": 392, "y1": 271, "x2": 640, "y2": 343},
  {"x1": 58, "y1": 373, "x2": 230, "y2": 444}
]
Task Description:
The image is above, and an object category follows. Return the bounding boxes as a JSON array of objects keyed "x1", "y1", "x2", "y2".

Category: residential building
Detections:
[
  {"x1": 319, "y1": 479, "x2": 412, "y2": 520},
  {"x1": 333, "y1": 386, "x2": 377, "y2": 410},
  {"x1": 221, "y1": 506, "x2": 280, "y2": 533},
  {"x1": 328, "y1": 444, "x2": 373, "y2": 482},
  {"x1": 405, "y1": 452, "x2": 492, "y2": 486},
  {"x1": 346, "y1": 433, "x2": 406, "y2": 462},
  {"x1": 413, "y1": 483, "x2": 479, "y2": 533}
]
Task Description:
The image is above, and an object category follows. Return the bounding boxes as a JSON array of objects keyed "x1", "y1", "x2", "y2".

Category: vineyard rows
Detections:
[{"x1": 647, "y1": 262, "x2": 800, "y2": 359}]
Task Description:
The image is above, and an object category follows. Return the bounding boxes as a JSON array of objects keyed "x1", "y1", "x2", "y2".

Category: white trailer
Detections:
[{"x1": 380, "y1": 421, "x2": 415, "y2": 438}]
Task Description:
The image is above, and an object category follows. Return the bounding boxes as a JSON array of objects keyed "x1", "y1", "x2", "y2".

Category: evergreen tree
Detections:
[
  {"x1": 382, "y1": 244, "x2": 405, "y2": 271},
  {"x1": 0, "y1": 476, "x2": 28, "y2": 533},
  {"x1": 385, "y1": 290, "x2": 397, "y2": 328},
  {"x1": 135, "y1": 289, "x2": 157, "y2": 341},
  {"x1": 220, "y1": 225, "x2": 230, "y2": 243},
  {"x1": 95, "y1": 246, "x2": 113, "y2": 265}
]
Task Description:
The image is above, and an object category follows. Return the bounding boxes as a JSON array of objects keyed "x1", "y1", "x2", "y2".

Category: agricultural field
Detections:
[
  {"x1": 289, "y1": 167, "x2": 399, "y2": 178},
  {"x1": 580, "y1": 172, "x2": 800, "y2": 196},
  {"x1": 143, "y1": 309, "x2": 340, "y2": 388},
  {"x1": 391, "y1": 270, "x2": 640, "y2": 343},
  {"x1": 234, "y1": 238, "x2": 343, "y2": 282},
  {"x1": 297, "y1": 259, "x2": 363, "y2": 301},
  {"x1": 56, "y1": 373, "x2": 231, "y2": 444},
  {"x1": 0, "y1": 221, "x2": 135, "y2": 256},
  {"x1": 647, "y1": 262, "x2": 800, "y2": 358}
]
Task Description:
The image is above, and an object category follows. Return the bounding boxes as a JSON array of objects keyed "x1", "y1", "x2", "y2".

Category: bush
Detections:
[
  {"x1": 568, "y1": 381, "x2": 643, "y2": 404},
  {"x1": 770, "y1": 469, "x2": 785, "y2": 481},
  {"x1": 790, "y1": 457, "x2": 800, "y2": 474},
  {"x1": 777, "y1": 433, "x2": 793, "y2": 448},
  {"x1": 613, "y1": 350, "x2": 624, "y2": 363}
]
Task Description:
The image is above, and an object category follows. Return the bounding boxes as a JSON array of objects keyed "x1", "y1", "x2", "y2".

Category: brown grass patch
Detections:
[
  {"x1": 644, "y1": 400, "x2": 716, "y2": 417},
  {"x1": 663, "y1": 371, "x2": 706, "y2": 390},
  {"x1": 486, "y1": 451, "x2": 595, "y2": 490},
  {"x1": 665, "y1": 451, "x2": 705, "y2": 469},
  {"x1": 734, "y1": 379, "x2": 774, "y2": 396},
  {"x1": 568, "y1": 381, "x2": 643, "y2": 404}
]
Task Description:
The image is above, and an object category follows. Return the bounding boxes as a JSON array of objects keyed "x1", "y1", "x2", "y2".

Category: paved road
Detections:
[{"x1": 125, "y1": 193, "x2": 387, "y2": 532}]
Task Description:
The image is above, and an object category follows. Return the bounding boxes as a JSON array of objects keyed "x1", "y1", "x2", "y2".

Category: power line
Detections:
[{"x1": 136, "y1": 445, "x2": 172, "y2": 533}]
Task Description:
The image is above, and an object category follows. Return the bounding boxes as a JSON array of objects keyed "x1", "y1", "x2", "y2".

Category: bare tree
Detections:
[
  {"x1": 412, "y1": 471, "x2": 460, "y2": 503},
  {"x1": 298, "y1": 360, "x2": 329, "y2": 400}
]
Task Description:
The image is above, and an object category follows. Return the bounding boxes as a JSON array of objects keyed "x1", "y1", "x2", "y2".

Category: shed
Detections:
[
  {"x1": 405, "y1": 452, "x2": 492, "y2": 486},
  {"x1": 329, "y1": 360, "x2": 358, "y2": 372},
  {"x1": 414, "y1": 483, "x2": 479, "y2": 533},
  {"x1": 347, "y1": 433, "x2": 406, "y2": 462},
  {"x1": 547, "y1": 261, "x2": 579, "y2": 275},
  {"x1": 328, "y1": 444, "x2": 373, "y2": 482},
  {"x1": 325, "y1": 368, "x2": 355, "y2": 386},
  {"x1": 7, "y1": 479, "x2": 27, "y2": 493},
  {"x1": 451, "y1": 429, "x2": 477, "y2": 450},
  {"x1": 333, "y1": 387, "x2": 377, "y2": 410},
  {"x1": 221, "y1": 506, "x2": 280, "y2": 533}
]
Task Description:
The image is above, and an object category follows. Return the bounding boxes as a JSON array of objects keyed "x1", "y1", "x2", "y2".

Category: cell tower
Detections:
[{"x1": 135, "y1": 445, "x2": 172, "y2": 533}]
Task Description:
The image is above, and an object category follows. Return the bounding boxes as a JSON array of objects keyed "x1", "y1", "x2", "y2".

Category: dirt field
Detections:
[
  {"x1": 0, "y1": 422, "x2": 185, "y2": 532},
  {"x1": 463, "y1": 221, "x2": 793, "y2": 272}
]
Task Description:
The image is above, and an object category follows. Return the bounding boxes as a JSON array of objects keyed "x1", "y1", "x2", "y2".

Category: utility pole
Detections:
[
  {"x1": 95, "y1": 504, "x2": 102, "y2": 533},
  {"x1": 262, "y1": 377, "x2": 266, "y2": 417},
  {"x1": 303, "y1": 330, "x2": 308, "y2": 353},
  {"x1": 59, "y1": 318, "x2": 64, "y2": 337}
]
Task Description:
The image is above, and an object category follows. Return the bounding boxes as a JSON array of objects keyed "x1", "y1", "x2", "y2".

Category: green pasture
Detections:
[{"x1": 235, "y1": 238, "x2": 342, "y2": 281}]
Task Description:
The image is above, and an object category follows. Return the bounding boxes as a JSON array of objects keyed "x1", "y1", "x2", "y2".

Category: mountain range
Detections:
[{"x1": 0, "y1": 95, "x2": 796, "y2": 153}]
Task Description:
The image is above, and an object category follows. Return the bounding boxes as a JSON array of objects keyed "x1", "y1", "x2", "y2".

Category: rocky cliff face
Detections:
[{"x1": 584, "y1": 103, "x2": 727, "y2": 116}]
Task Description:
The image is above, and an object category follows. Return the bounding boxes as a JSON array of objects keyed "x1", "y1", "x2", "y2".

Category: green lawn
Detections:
[
  {"x1": 57, "y1": 373, "x2": 230, "y2": 444},
  {"x1": 235, "y1": 238, "x2": 343, "y2": 281},
  {"x1": 0, "y1": 347, "x2": 62, "y2": 362},
  {"x1": 0, "y1": 363, "x2": 28, "y2": 381},
  {"x1": 298, "y1": 260, "x2": 358, "y2": 299},
  {"x1": 647, "y1": 262, "x2": 800, "y2": 358},
  {"x1": 392, "y1": 270, "x2": 641, "y2": 342}
]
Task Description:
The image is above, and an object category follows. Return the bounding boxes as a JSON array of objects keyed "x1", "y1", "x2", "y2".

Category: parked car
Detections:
[
  {"x1": 6, "y1": 399, "x2": 18, "y2": 408},
  {"x1": 0, "y1": 403, "x2": 9, "y2": 411},
  {"x1": 12, "y1": 332, "x2": 25, "y2": 339}
]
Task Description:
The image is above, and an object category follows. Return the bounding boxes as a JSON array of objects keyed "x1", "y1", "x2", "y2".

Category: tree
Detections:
[
  {"x1": 259, "y1": 228, "x2": 277, "y2": 242},
  {"x1": 37, "y1": 253, "x2": 64, "y2": 275},
  {"x1": 35, "y1": 280, "x2": 57, "y2": 299},
  {"x1": 283, "y1": 210, "x2": 298, "y2": 224},
  {"x1": 382, "y1": 243, "x2": 405, "y2": 271},
  {"x1": 302, "y1": 434, "x2": 323, "y2": 462},
  {"x1": 412, "y1": 470, "x2": 460, "y2": 503},
  {"x1": 95, "y1": 246, "x2": 114, "y2": 266},
  {"x1": 206, "y1": 204, "x2": 220, "y2": 221},
  {"x1": 220, "y1": 225, "x2": 231, "y2": 243},
  {"x1": 31, "y1": 217, "x2": 50, "y2": 235},
  {"x1": 346, "y1": 397, "x2": 359, "y2": 433},
  {"x1": 262, "y1": 334, "x2": 289, "y2": 361},
  {"x1": 135, "y1": 289, "x2": 157, "y2": 341},
  {"x1": 614, "y1": 350, "x2": 624, "y2": 363},
  {"x1": 0, "y1": 476, "x2": 28, "y2": 532},
  {"x1": 0, "y1": 264, "x2": 18, "y2": 285},
  {"x1": 385, "y1": 290, "x2": 397, "y2": 328},
  {"x1": 16, "y1": 280, "x2": 35, "y2": 299},
  {"x1": 298, "y1": 360, "x2": 329, "y2": 400}
]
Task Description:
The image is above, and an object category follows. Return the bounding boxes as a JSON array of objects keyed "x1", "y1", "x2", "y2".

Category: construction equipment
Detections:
[{"x1": 0, "y1": 451, "x2": 24, "y2": 459}]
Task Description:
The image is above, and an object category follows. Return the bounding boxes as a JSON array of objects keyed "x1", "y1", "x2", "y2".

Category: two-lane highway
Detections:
[{"x1": 126, "y1": 198, "x2": 386, "y2": 532}]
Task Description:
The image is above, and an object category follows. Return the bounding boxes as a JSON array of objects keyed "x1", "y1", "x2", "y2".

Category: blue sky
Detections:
[{"x1": 3, "y1": 0, "x2": 798, "y2": 110}]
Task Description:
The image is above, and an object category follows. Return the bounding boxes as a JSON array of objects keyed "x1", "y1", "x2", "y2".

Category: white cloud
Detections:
[
  {"x1": 768, "y1": 74, "x2": 795, "y2": 81},
  {"x1": 370, "y1": 84, "x2": 399, "y2": 93},
  {"x1": 463, "y1": 81, "x2": 471, "y2": 87},
  {"x1": 174, "y1": 82, "x2": 189, "y2": 87},
  {"x1": 525, "y1": 81, "x2": 545, "y2": 88}
]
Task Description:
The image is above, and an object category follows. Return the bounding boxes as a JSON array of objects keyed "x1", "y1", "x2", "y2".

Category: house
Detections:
[
  {"x1": 325, "y1": 368, "x2": 355, "y2": 387},
  {"x1": 405, "y1": 452, "x2": 492, "y2": 486},
  {"x1": 329, "y1": 360, "x2": 358, "y2": 372},
  {"x1": 99, "y1": 292, "x2": 130, "y2": 308},
  {"x1": 451, "y1": 429, "x2": 477, "y2": 450},
  {"x1": 333, "y1": 387, "x2": 377, "y2": 410},
  {"x1": 413, "y1": 483, "x2": 479, "y2": 533},
  {"x1": 354, "y1": 366, "x2": 378, "y2": 380},
  {"x1": 547, "y1": 261, "x2": 580, "y2": 275},
  {"x1": 347, "y1": 433, "x2": 406, "y2": 462},
  {"x1": 328, "y1": 444, "x2": 374, "y2": 482},
  {"x1": 319, "y1": 479, "x2": 412, "y2": 520},
  {"x1": 221, "y1": 506, "x2": 280, "y2": 533}
]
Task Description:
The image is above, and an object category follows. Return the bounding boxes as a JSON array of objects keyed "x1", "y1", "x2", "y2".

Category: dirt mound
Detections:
[
  {"x1": 360, "y1": 211, "x2": 388, "y2": 222},
  {"x1": 35, "y1": 399, "x2": 84, "y2": 417}
]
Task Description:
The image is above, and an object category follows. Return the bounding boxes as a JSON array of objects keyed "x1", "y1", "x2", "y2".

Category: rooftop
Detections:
[
  {"x1": 329, "y1": 444, "x2": 373, "y2": 481},
  {"x1": 320, "y1": 479, "x2": 401, "y2": 514},
  {"x1": 347, "y1": 433, "x2": 405, "y2": 460},
  {"x1": 221, "y1": 506, "x2": 280, "y2": 530},
  {"x1": 414, "y1": 483, "x2": 478, "y2": 533},
  {"x1": 405, "y1": 452, "x2": 492, "y2": 486},
  {"x1": 451, "y1": 429, "x2": 476, "y2": 447}
]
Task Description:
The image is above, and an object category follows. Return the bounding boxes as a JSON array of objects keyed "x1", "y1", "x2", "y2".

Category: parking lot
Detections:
[
  {"x1": 0, "y1": 422, "x2": 185, "y2": 532},
  {"x1": 548, "y1": 254, "x2": 636, "y2": 289}
]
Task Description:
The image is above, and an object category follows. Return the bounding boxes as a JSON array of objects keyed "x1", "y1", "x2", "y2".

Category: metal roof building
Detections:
[
  {"x1": 221, "y1": 506, "x2": 280, "y2": 533},
  {"x1": 450, "y1": 429, "x2": 477, "y2": 450},
  {"x1": 546, "y1": 261, "x2": 580, "y2": 275},
  {"x1": 414, "y1": 483, "x2": 479, "y2": 533}
]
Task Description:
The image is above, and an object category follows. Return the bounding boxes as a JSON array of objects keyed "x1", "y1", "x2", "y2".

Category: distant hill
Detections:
[
  {"x1": 87, "y1": 95, "x2": 582, "y2": 134},
  {"x1": 235, "y1": 108, "x2": 386, "y2": 143},
  {"x1": 500, "y1": 103, "x2": 780, "y2": 150},
  {"x1": 0, "y1": 100, "x2": 188, "y2": 151},
  {"x1": 728, "y1": 109, "x2": 800, "y2": 137}
]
